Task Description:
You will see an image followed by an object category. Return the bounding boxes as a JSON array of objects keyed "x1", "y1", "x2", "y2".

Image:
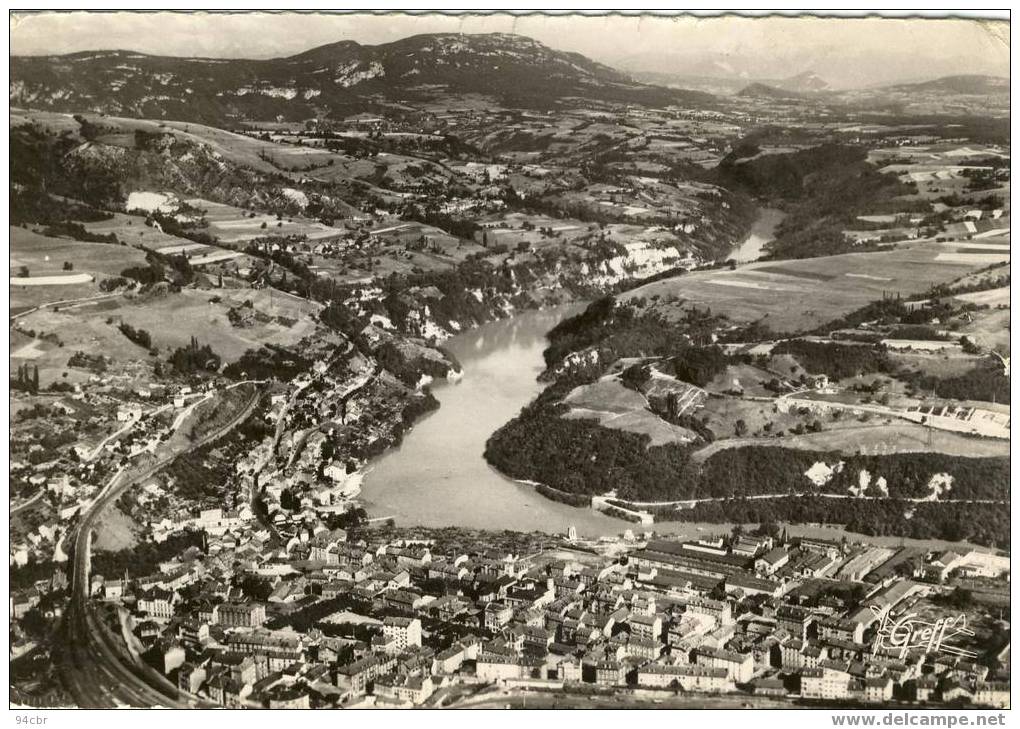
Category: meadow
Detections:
[
  {"x1": 10, "y1": 225, "x2": 147, "y2": 309},
  {"x1": 623, "y1": 245, "x2": 991, "y2": 333}
]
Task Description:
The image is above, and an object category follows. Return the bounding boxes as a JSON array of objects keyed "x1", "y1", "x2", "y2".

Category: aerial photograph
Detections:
[{"x1": 7, "y1": 9, "x2": 1011, "y2": 714}]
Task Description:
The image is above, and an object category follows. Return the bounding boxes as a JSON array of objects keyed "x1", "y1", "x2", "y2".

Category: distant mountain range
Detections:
[
  {"x1": 10, "y1": 33, "x2": 1008, "y2": 124},
  {"x1": 737, "y1": 73, "x2": 1009, "y2": 110},
  {"x1": 9, "y1": 33, "x2": 713, "y2": 123},
  {"x1": 881, "y1": 74, "x2": 1009, "y2": 95}
]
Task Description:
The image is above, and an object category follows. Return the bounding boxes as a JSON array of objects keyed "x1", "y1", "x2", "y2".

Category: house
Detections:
[
  {"x1": 432, "y1": 645, "x2": 465, "y2": 675},
  {"x1": 750, "y1": 676, "x2": 786, "y2": 697},
  {"x1": 913, "y1": 675, "x2": 938, "y2": 703},
  {"x1": 213, "y1": 602, "x2": 267, "y2": 628},
  {"x1": 626, "y1": 637, "x2": 662, "y2": 660},
  {"x1": 117, "y1": 404, "x2": 142, "y2": 422},
  {"x1": 264, "y1": 684, "x2": 310, "y2": 709},
  {"x1": 374, "y1": 673, "x2": 435, "y2": 705},
  {"x1": 725, "y1": 573, "x2": 784, "y2": 598},
  {"x1": 595, "y1": 659, "x2": 625, "y2": 687},
  {"x1": 695, "y1": 647, "x2": 754, "y2": 683},
  {"x1": 685, "y1": 596, "x2": 733, "y2": 626},
  {"x1": 557, "y1": 656, "x2": 583, "y2": 682},
  {"x1": 483, "y1": 602, "x2": 513, "y2": 631},
  {"x1": 801, "y1": 666, "x2": 852, "y2": 701},
  {"x1": 732, "y1": 535, "x2": 770, "y2": 557},
  {"x1": 863, "y1": 676, "x2": 894, "y2": 703},
  {"x1": 335, "y1": 656, "x2": 380, "y2": 696},
  {"x1": 627, "y1": 612, "x2": 663, "y2": 642},
  {"x1": 178, "y1": 663, "x2": 207, "y2": 694},
  {"x1": 476, "y1": 653, "x2": 526, "y2": 682},
  {"x1": 136, "y1": 587, "x2": 176, "y2": 620},
  {"x1": 638, "y1": 663, "x2": 732, "y2": 693},
  {"x1": 178, "y1": 618, "x2": 210, "y2": 647},
  {"x1": 756, "y1": 547, "x2": 790, "y2": 576},
  {"x1": 381, "y1": 616, "x2": 422, "y2": 653},
  {"x1": 926, "y1": 551, "x2": 966, "y2": 582},
  {"x1": 974, "y1": 681, "x2": 1010, "y2": 709}
]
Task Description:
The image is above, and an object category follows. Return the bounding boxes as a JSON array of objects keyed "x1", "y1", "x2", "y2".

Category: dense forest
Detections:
[
  {"x1": 486, "y1": 376, "x2": 1009, "y2": 517},
  {"x1": 223, "y1": 345, "x2": 311, "y2": 382},
  {"x1": 655, "y1": 496, "x2": 1010, "y2": 549},
  {"x1": 484, "y1": 380, "x2": 693, "y2": 501},
  {"x1": 694, "y1": 447, "x2": 1008, "y2": 502},
  {"x1": 773, "y1": 339, "x2": 891, "y2": 380},
  {"x1": 542, "y1": 297, "x2": 725, "y2": 377},
  {"x1": 716, "y1": 142, "x2": 918, "y2": 259},
  {"x1": 169, "y1": 336, "x2": 221, "y2": 373},
  {"x1": 118, "y1": 322, "x2": 154, "y2": 351},
  {"x1": 903, "y1": 362, "x2": 1011, "y2": 405}
]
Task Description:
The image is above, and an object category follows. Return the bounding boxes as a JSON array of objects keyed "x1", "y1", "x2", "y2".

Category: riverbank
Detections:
[
  {"x1": 359, "y1": 304, "x2": 637, "y2": 537},
  {"x1": 730, "y1": 206, "x2": 785, "y2": 262}
]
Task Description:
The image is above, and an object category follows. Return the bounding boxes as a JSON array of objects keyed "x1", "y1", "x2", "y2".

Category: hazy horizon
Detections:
[{"x1": 9, "y1": 11, "x2": 1010, "y2": 89}]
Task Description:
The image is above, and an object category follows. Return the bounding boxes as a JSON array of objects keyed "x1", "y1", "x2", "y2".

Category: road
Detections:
[
  {"x1": 610, "y1": 491, "x2": 1007, "y2": 510},
  {"x1": 10, "y1": 286, "x2": 136, "y2": 322},
  {"x1": 57, "y1": 384, "x2": 261, "y2": 708},
  {"x1": 449, "y1": 687, "x2": 803, "y2": 710},
  {"x1": 11, "y1": 489, "x2": 45, "y2": 515}
]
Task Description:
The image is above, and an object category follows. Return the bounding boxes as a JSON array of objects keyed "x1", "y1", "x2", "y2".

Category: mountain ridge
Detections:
[{"x1": 10, "y1": 32, "x2": 714, "y2": 123}]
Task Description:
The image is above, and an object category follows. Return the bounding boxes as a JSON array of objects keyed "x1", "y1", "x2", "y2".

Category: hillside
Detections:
[
  {"x1": 881, "y1": 74, "x2": 1009, "y2": 95},
  {"x1": 737, "y1": 82, "x2": 807, "y2": 100},
  {"x1": 10, "y1": 33, "x2": 712, "y2": 123}
]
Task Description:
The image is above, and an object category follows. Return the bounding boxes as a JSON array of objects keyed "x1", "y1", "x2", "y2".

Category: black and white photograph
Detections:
[{"x1": 7, "y1": 9, "x2": 1012, "y2": 716}]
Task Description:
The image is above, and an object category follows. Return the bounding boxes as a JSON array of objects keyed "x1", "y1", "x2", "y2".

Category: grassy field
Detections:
[
  {"x1": 957, "y1": 307, "x2": 1011, "y2": 355},
  {"x1": 623, "y1": 245, "x2": 991, "y2": 333},
  {"x1": 889, "y1": 351, "x2": 989, "y2": 379},
  {"x1": 82, "y1": 212, "x2": 196, "y2": 250},
  {"x1": 955, "y1": 286, "x2": 1010, "y2": 306},
  {"x1": 697, "y1": 395, "x2": 813, "y2": 441},
  {"x1": 12, "y1": 304, "x2": 153, "y2": 384},
  {"x1": 12, "y1": 286, "x2": 322, "y2": 385},
  {"x1": 561, "y1": 377, "x2": 697, "y2": 446},
  {"x1": 693, "y1": 420, "x2": 1009, "y2": 462},
  {"x1": 187, "y1": 198, "x2": 346, "y2": 245},
  {"x1": 10, "y1": 225, "x2": 148, "y2": 308},
  {"x1": 704, "y1": 363, "x2": 778, "y2": 396},
  {"x1": 109, "y1": 287, "x2": 321, "y2": 361}
]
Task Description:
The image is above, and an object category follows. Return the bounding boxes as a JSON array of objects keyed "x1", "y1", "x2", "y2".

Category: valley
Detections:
[{"x1": 7, "y1": 20, "x2": 1011, "y2": 712}]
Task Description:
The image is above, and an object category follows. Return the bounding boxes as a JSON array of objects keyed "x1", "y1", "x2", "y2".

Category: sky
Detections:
[{"x1": 9, "y1": 11, "x2": 1010, "y2": 89}]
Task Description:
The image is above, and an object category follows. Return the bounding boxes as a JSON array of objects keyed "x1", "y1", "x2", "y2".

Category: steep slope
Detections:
[
  {"x1": 774, "y1": 70, "x2": 829, "y2": 93},
  {"x1": 10, "y1": 33, "x2": 712, "y2": 123}
]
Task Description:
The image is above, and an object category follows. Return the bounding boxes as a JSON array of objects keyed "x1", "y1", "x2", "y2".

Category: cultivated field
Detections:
[
  {"x1": 12, "y1": 285, "x2": 323, "y2": 384},
  {"x1": 188, "y1": 198, "x2": 346, "y2": 245},
  {"x1": 692, "y1": 420, "x2": 1009, "y2": 462},
  {"x1": 623, "y1": 246, "x2": 993, "y2": 333},
  {"x1": 83, "y1": 212, "x2": 196, "y2": 250},
  {"x1": 10, "y1": 226, "x2": 147, "y2": 308},
  {"x1": 109, "y1": 287, "x2": 321, "y2": 361},
  {"x1": 955, "y1": 286, "x2": 1010, "y2": 306},
  {"x1": 957, "y1": 307, "x2": 1011, "y2": 355}
]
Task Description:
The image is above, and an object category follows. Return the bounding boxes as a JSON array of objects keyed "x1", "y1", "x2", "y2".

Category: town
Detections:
[
  {"x1": 8, "y1": 13, "x2": 1011, "y2": 713},
  {"x1": 12, "y1": 517, "x2": 1011, "y2": 709}
]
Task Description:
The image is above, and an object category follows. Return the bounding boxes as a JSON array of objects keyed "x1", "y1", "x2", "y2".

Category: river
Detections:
[
  {"x1": 360, "y1": 305, "x2": 630, "y2": 537},
  {"x1": 358, "y1": 304, "x2": 996, "y2": 552},
  {"x1": 730, "y1": 207, "x2": 785, "y2": 262},
  {"x1": 358, "y1": 218, "x2": 995, "y2": 551}
]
